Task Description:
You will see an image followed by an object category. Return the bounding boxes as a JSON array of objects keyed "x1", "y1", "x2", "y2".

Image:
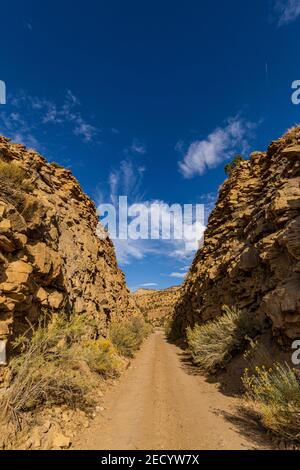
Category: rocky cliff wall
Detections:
[
  {"x1": 0, "y1": 136, "x2": 138, "y2": 366},
  {"x1": 172, "y1": 127, "x2": 300, "y2": 344}
]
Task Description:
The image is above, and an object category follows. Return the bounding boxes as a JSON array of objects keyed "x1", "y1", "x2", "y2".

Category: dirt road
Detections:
[{"x1": 75, "y1": 330, "x2": 264, "y2": 450}]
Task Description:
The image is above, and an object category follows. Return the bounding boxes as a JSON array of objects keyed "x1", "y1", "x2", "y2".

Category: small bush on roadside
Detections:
[
  {"x1": 243, "y1": 362, "x2": 300, "y2": 443},
  {"x1": 186, "y1": 306, "x2": 256, "y2": 372},
  {"x1": 0, "y1": 313, "x2": 120, "y2": 429},
  {"x1": 69, "y1": 337, "x2": 121, "y2": 376},
  {"x1": 129, "y1": 316, "x2": 153, "y2": 338},
  {"x1": 164, "y1": 317, "x2": 173, "y2": 338},
  {"x1": 109, "y1": 316, "x2": 152, "y2": 358}
]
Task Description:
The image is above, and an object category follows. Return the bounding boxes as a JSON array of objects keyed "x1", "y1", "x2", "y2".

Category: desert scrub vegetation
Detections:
[
  {"x1": 109, "y1": 316, "x2": 152, "y2": 358},
  {"x1": 164, "y1": 316, "x2": 182, "y2": 341},
  {"x1": 224, "y1": 154, "x2": 244, "y2": 176},
  {"x1": 164, "y1": 317, "x2": 174, "y2": 338},
  {"x1": 50, "y1": 161, "x2": 64, "y2": 169},
  {"x1": 0, "y1": 313, "x2": 121, "y2": 429},
  {"x1": 0, "y1": 161, "x2": 30, "y2": 186},
  {"x1": 243, "y1": 363, "x2": 300, "y2": 443},
  {"x1": 187, "y1": 306, "x2": 257, "y2": 372},
  {"x1": 0, "y1": 161, "x2": 33, "y2": 198}
]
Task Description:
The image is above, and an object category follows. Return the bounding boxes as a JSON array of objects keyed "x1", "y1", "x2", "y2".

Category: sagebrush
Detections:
[
  {"x1": 243, "y1": 362, "x2": 300, "y2": 443},
  {"x1": 109, "y1": 316, "x2": 152, "y2": 357},
  {"x1": 187, "y1": 306, "x2": 256, "y2": 372}
]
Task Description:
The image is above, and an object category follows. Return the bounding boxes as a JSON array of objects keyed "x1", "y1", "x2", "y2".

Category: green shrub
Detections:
[
  {"x1": 224, "y1": 154, "x2": 244, "y2": 176},
  {"x1": 243, "y1": 363, "x2": 300, "y2": 443},
  {"x1": 186, "y1": 306, "x2": 255, "y2": 372},
  {"x1": 109, "y1": 316, "x2": 152, "y2": 358},
  {"x1": 50, "y1": 161, "x2": 64, "y2": 169}
]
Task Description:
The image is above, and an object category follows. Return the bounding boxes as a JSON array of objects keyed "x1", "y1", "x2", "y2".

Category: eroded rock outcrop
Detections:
[
  {"x1": 0, "y1": 136, "x2": 138, "y2": 367},
  {"x1": 172, "y1": 127, "x2": 300, "y2": 344}
]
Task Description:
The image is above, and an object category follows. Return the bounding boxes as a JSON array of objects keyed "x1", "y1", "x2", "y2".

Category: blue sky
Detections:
[{"x1": 1, "y1": 0, "x2": 300, "y2": 290}]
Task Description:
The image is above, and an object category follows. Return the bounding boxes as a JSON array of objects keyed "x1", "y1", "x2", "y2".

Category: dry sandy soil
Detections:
[{"x1": 74, "y1": 330, "x2": 271, "y2": 450}]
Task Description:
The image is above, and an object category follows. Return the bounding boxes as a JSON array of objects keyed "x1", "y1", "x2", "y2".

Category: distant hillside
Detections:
[{"x1": 134, "y1": 286, "x2": 180, "y2": 326}]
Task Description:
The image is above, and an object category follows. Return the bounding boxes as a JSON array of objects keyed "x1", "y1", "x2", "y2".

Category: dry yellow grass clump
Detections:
[
  {"x1": 109, "y1": 316, "x2": 153, "y2": 358},
  {"x1": 0, "y1": 314, "x2": 121, "y2": 429},
  {"x1": 243, "y1": 362, "x2": 300, "y2": 443},
  {"x1": 0, "y1": 312, "x2": 152, "y2": 431},
  {"x1": 0, "y1": 161, "x2": 28, "y2": 185},
  {"x1": 186, "y1": 306, "x2": 257, "y2": 372},
  {"x1": 0, "y1": 161, "x2": 33, "y2": 196}
]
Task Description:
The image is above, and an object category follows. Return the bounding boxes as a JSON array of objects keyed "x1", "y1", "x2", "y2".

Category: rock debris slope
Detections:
[
  {"x1": 172, "y1": 127, "x2": 300, "y2": 344},
  {"x1": 0, "y1": 136, "x2": 138, "y2": 373}
]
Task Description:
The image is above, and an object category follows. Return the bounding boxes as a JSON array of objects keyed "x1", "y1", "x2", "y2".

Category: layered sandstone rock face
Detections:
[
  {"x1": 0, "y1": 136, "x2": 138, "y2": 365},
  {"x1": 172, "y1": 127, "x2": 300, "y2": 344},
  {"x1": 134, "y1": 286, "x2": 180, "y2": 326}
]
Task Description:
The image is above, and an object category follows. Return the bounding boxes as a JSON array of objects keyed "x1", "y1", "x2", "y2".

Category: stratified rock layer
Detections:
[
  {"x1": 172, "y1": 127, "x2": 300, "y2": 344},
  {"x1": 0, "y1": 137, "x2": 138, "y2": 351}
]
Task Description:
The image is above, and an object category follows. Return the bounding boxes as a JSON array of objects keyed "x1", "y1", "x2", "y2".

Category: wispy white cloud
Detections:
[
  {"x1": 96, "y1": 160, "x2": 205, "y2": 266},
  {"x1": 41, "y1": 90, "x2": 97, "y2": 142},
  {"x1": 130, "y1": 138, "x2": 146, "y2": 155},
  {"x1": 0, "y1": 110, "x2": 40, "y2": 149},
  {"x1": 274, "y1": 0, "x2": 300, "y2": 26},
  {"x1": 123, "y1": 138, "x2": 146, "y2": 157},
  {"x1": 139, "y1": 283, "x2": 158, "y2": 287},
  {"x1": 178, "y1": 117, "x2": 255, "y2": 178},
  {"x1": 130, "y1": 282, "x2": 159, "y2": 292},
  {"x1": 97, "y1": 159, "x2": 145, "y2": 206},
  {"x1": 169, "y1": 272, "x2": 187, "y2": 279},
  {"x1": 73, "y1": 119, "x2": 97, "y2": 142},
  {"x1": 96, "y1": 159, "x2": 149, "y2": 264},
  {"x1": 179, "y1": 265, "x2": 190, "y2": 272},
  {"x1": 0, "y1": 90, "x2": 98, "y2": 149},
  {"x1": 113, "y1": 238, "x2": 155, "y2": 265}
]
